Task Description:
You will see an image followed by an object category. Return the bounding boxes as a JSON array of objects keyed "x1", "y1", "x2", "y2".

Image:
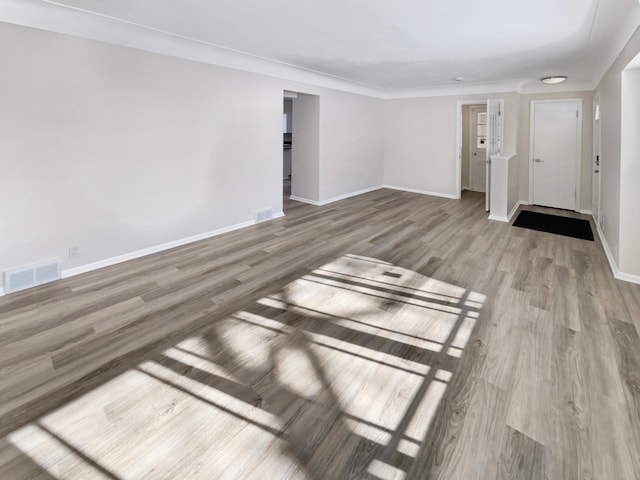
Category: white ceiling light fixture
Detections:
[{"x1": 540, "y1": 76, "x2": 568, "y2": 84}]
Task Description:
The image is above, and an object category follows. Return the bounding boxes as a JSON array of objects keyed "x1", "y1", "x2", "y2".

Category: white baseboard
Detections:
[
  {"x1": 509, "y1": 200, "x2": 529, "y2": 222},
  {"x1": 289, "y1": 195, "x2": 321, "y2": 206},
  {"x1": 292, "y1": 185, "x2": 460, "y2": 207},
  {"x1": 579, "y1": 209, "x2": 593, "y2": 215},
  {"x1": 381, "y1": 184, "x2": 459, "y2": 199},
  {"x1": 290, "y1": 186, "x2": 381, "y2": 207},
  {"x1": 0, "y1": 286, "x2": 4, "y2": 297},
  {"x1": 616, "y1": 270, "x2": 640, "y2": 285},
  {"x1": 317, "y1": 186, "x2": 381, "y2": 206},
  {"x1": 273, "y1": 211, "x2": 285, "y2": 219},
  {"x1": 61, "y1": 218, "x2": 257, "y2": 280},
  {"x1": 595, "y1": 223, "x2": 640, "y2": 285},
  {"x1": 483, "y1": 201, "x2": 527, "y2": 223}
]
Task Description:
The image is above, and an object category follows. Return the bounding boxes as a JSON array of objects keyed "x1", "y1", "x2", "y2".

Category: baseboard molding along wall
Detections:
[
  {"x1": 289, "y1": 195, "x2": 321, "y2": 206},
  {"x1": 61, "y1": 218, "x2": 261, "y2": 280},
  {"x1": 488, "y1": 200, "x2": 528, "y2": 223},
  {"x1": 381, "y1": 184, "x2": 459, "y2": 199},
  {"x1": 595, "y1": 222, "x2": 640, "y2": 285}
]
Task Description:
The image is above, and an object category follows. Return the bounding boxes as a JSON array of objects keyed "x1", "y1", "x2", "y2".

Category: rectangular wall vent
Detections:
[
  {"x1": 255, "y1": 208, "x2": 273, "y2": 224},
  {"x1": 4, "y1": 259, "x2": 61, "y2": 294}
]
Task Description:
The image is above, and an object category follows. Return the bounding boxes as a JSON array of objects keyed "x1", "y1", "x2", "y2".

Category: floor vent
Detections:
[
  {"x1": 255, "y1": 208, "x2": 273, "y2": 223},
  {"x1": 4, "y1": 259, "x2": 61, "y2": 294}
]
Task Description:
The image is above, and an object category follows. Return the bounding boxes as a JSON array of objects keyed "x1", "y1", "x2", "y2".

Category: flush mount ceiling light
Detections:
[
  {"x1": 454, "y1": 77, "x2": 464, "y2": 82},
  {"x1": 540, "y1": 76, "x2": 568, "y2": 84}
]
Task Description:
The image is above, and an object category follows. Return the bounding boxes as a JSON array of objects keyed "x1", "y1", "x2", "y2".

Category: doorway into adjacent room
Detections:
[
  {"x1": 283, "y1": 94, "x2": 294, "y2": 203},
  {"x1": 457, "y1": 99, "x2": 503, "y2": 212},
  {"x1": 464, "y1": 105, "x2": 488, "y2": 193},
  {"x1": 281, "y1": 91, "x2": 320, "y2": 213}
]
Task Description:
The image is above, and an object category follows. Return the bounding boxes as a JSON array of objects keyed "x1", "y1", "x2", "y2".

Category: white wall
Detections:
[
  {"x1": 291, "y1": 94, "x2": 320, "y2": 201},
  {"x1": 319, "y1": 91, "x2": 384, "y2": 200},
  {"x1": 383, "y1": 93, "x2": 518, "y2": 197},
  {"x1": 0, "y1": 22, "x2": 384, "y2": 291},
  {"x1": 620, "y1": 67, "x2": 640, "y2": 275},
  {"x1": 596, "y1": 24, "x2": 640, "y2": 273}
]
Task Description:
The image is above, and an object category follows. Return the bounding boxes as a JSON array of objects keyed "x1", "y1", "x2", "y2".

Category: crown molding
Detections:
[
  {"x1": 381, "y1": 80, "x2": 522, "y2": 99},
  {"x1": 0, "y1": 0, "x2": 385, "y2": 98},
  {"x1": 0, "y1": 0, "x2": 600, "y2": 99}
]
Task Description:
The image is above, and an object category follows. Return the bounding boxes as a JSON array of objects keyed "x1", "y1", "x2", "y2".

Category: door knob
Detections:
[{"x1": 534, "y1": 158, "x2": 544, "y2": 163}]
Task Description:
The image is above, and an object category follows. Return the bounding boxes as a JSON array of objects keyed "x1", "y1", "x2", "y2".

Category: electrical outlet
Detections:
[{"x1": 69, "y1": 245, "x2": 79, "y2": 259}]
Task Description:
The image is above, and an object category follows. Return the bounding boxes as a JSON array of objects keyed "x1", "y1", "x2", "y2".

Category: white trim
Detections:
[
  {"x1": 578, "y1": 209, "x2": 593, "y2": 215},
  {"x1": 317, "y1": 186, "x2": 381, "y2": 206},
  {"x1": 615, "y1": 270, "x2": 640, "y2": 285},
  {"x1": 0, "y1": 1, "x2": 601, "y2": 101},
  {"x1": 273, "y1": 211, "x2": 285, "y2": 219},
  {"x1": 528, "y1": 99, "x2": 583, "y2": 211},
  {"x1": 488, "y1": 200, "x2": 528, "y2": 223},
  {"x1": 289, "y1": 195, "x2": 321, "y2": 206},
  {"x1": 595, "y1": 223, "x2": 640, "y2": 285},
  {"x1": 469, "y1": 105, "x2": 486, "y2": 193},
  {"x1": 0, "y1": 286, "x2": 5, "y2": 297},
  {"x1": 61, "y1": 218, "x2": 257, "y2": 279},
  {"x1": 0, "y1": 0, "x2": 383, "y2": 98},
  {"x1": 381, "y1": 185, "x2": 459, "y2": 199},
  {"x1": 592, "y1": 93, "x2": 602, "y2": 226},
  {"x1": 509, "y1": 200, "x2": 529, "y2": 222}
]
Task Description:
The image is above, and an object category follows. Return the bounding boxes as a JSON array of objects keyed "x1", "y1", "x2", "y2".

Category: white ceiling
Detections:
[{"x1": 5, "y1": 0, "x2": 640, "y2": 95}]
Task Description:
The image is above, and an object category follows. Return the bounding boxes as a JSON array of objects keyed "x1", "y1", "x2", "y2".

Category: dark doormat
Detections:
[{"x1": 512, "y1": 210, "x2": 594, "y2": 241}]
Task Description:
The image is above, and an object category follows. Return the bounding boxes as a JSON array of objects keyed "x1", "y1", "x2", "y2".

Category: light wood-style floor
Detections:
[{"x1": 1, "y1": 189, "x2": 640, "y2": 479}]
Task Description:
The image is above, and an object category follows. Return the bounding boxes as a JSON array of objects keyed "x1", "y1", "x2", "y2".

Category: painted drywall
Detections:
[
  {"x1": 291, "y1": 94, "x2": 320, "y2": 201},
  {"x1": 620, "y1": 67, "x2": 640, "y2": 275},
  {"x1": 517, "y1": 91, "x2": 594, "y2": 211},
  {"x1": 0, "y1": 21, "x2": 283, "y2": 287},
  {"x1": 0, "y1": 22, "x2": 384, "y2": 291},
  {"x1": 596, "y1": 24, "x2": 640, "y2": 271},
  {"x1": 383, "y1": 93, "x2": 518, "y2": 197},
  {"x1": 319, "y1": 91, "x2": 384, "y2": 201}
]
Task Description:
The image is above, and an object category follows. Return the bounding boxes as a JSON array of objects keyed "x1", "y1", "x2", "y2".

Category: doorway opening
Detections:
[
  {"x1": 282, "y1": 90, "x2": 320, "y2": 213},
  {"x1": 462, "y1": 104, "x2": 488, "y2": 193},
  {"x1": 283, "y1": 94, "x2": 294, "y2": 204},
  {"x1": 456, "y1": 99, "x2": 503, "y2": 213}
]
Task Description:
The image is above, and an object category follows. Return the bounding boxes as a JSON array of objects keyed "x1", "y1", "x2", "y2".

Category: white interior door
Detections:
[
  {"x1": 470, "y1": 106, "x2": 487, "y2": 193},
  {"x1": 530, "y1": 100, "x2": 581, "y2": 210},
  {"x1": 592, "y1": 97, "x2": 602, "y2": 227}
]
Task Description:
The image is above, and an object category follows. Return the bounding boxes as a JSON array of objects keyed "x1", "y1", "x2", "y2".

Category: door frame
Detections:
[
  {"x1": 528, "y1": 98, "x2": 582, "y2": 211},
  {"x1": 469, "y1": 105, "x2": 487, "y2": 192},
  {"x1": 592, "y1": 93, "x2": 602, "y2": 227},
  {"x1": 456, "y1": 99, "x2": 488, "y2": 198}
]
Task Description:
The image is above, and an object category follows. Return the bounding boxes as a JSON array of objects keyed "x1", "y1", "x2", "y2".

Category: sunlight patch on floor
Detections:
[{"x1": 7, "y1": 254, "x2": 485, "y2": 479}]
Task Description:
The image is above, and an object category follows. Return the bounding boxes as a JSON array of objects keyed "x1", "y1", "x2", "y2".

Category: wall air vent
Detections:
[
  {"x1": 4, "y1": 259, "x2": 61, "y2": 294},
  {"x1": 254, "y1": 208, "x2": 273, "y2": 223}
]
